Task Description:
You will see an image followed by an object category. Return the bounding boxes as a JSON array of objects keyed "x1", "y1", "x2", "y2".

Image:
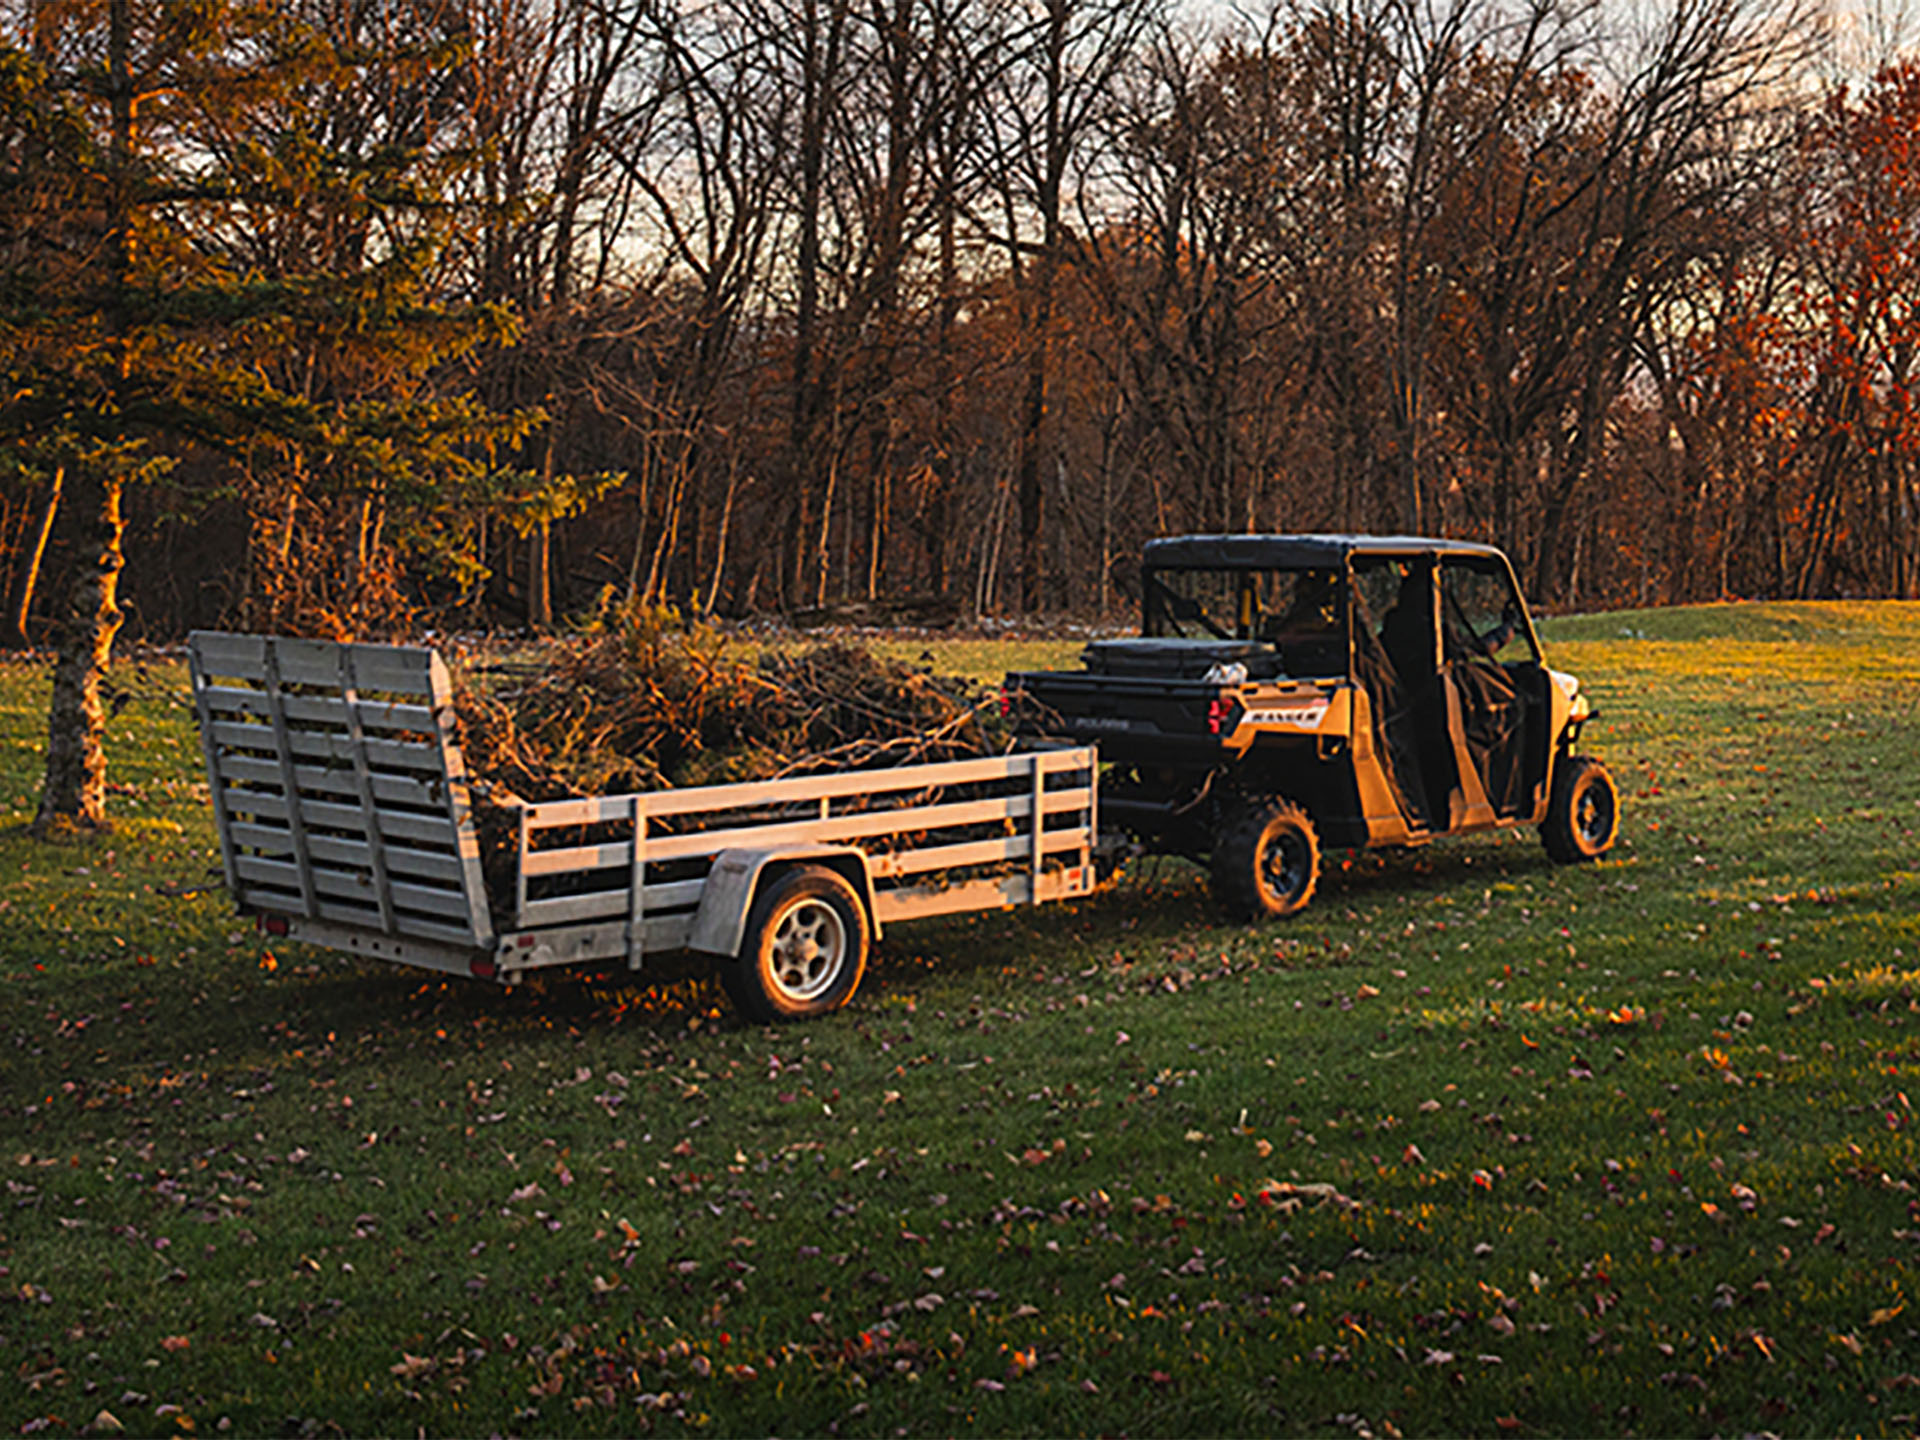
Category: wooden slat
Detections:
[
  {"x1": 188, "y1": 631, "x2": 269, "y2": 681},
  {"x1": 222, "y1": 790, "x2": 465, "y2": 848},
  {"x1": 268, "y1": 638, "x2": 434, "y2": 696},
  {"x1": 867, "y1": 825, "x2": 1092, "y2": 881},
  {"x1": 522, "y1": 747, "x2": 1097, "y2": 829},
  {"x1": 518, "y1": 869, "x2": 717, "y2": 929},
  {"x1": 203, "y1": 685, "x2": 437, "y2": 736},
  {"x1": 197, "y1": 683, "x2": 270, "y2": 717},
  {"x1": 205, "y1": 718, "x2": 444, "y2": 774},
  {"x1": 227, "y1": 822, "x2": 465, "y2": 883},
  {"x1": 520, "y1": 785, "x2": 1094, "y2": 877},
  {"x1": 233, "y1": 854, "x2": 472, "y2": 922},
  {"x1": 213, "y1": 752, "x2": 445, "y2": 810},
  {"x1": 279, "y1": 692, "x2": 437, "y2": 733},
  {"x1": 517, "y1": 889, "x2": 631, "y2": 928}
]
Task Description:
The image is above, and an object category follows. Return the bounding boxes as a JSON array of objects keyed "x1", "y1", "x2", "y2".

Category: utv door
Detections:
[{"x1": 1437, "y1": 555, "x2": 1551, "y2": 820}]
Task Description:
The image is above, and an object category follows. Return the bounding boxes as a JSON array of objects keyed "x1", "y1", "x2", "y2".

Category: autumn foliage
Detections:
[{"x1": 2, "y1": 0, "x2": 1918, "y2": 651}]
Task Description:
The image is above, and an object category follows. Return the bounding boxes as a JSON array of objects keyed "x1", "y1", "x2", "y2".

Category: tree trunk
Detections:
[
  {"x1": 4, "y1": 464, "x2": 62, "y2": 649},
  {"x1": 35, "y1": 0, "x2": 132, "y2": 836},
  {"x1": 529, "y1": 519, "x2": 553, "y2": 630},
  {"x1": 33, "y1": 469, "x2": 125, "y2": 836},
  {"x1": 529, "y1": 432, "x2": 556, "y2": 630}
]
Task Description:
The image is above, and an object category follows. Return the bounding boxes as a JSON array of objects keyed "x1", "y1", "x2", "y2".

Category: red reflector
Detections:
[
  {"x1": 471, "y1": 956, "x2": 497, "y2": 980},
  {"x1": 516, "y1": 935, "x2": 536, "y2": 948},
  {"x1": 999, "y1": 690, "x2": 1014, "y2": 717},
  {"x1": 259, "y1": 914, "x2": 289, "y2": 937}
]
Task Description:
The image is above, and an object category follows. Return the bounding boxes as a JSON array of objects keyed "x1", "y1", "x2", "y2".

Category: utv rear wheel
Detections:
[
  {"x1": 1541, "y1": 756, "x2": 1619, "y2": 863},
  {"x1": 1212, "y1": 798, "x2": 1320, "y2": 921},
  {"x1": 722, "y1": 866, "x2": 870, "y2": 1022}
]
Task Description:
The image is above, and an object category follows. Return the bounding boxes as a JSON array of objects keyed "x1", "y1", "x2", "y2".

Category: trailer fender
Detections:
[{"x1": 688, "y1": 846, "x2": 881, "y2": 958}]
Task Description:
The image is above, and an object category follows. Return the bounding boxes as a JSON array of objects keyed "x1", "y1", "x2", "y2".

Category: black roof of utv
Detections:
[{"x1": 1143, "y1": 533, "x2": 1509, "y2": 569}]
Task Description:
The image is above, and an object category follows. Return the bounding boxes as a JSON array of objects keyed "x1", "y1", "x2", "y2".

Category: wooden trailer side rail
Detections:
[{"x1": 501, "y1": 747, "x2": 1099, "y2": 979}]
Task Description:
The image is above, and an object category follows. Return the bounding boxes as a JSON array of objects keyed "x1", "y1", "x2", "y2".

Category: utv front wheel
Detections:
[
  {"x1": 1212, "y1": 798, "x2": 1320, "y2": 921},
  {"x1": 722, "y1": 866, "x2": 870, "y2": 1022},
  {"x1": 1541, "y1": 756, "x2": 1619, "y2": 863}
]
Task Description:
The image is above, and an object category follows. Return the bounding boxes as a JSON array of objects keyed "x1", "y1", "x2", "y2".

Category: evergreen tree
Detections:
[{"x1": 0, "y1": 0, "x2": 534, "y2": 834}]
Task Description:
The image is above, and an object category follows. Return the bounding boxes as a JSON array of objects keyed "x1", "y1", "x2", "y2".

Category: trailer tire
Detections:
[
  {"x1": 1211, "y1": 797, "x2": 1319, "y2": 921},
  {"x1": 722, "y1": 865, "x2": 870, "y2": 1022},
  {"x1": 1541, "y1": 755, "x2": 1618, "y2": 864}
]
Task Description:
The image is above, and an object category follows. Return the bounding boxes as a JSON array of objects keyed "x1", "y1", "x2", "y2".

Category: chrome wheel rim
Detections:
[{"x1": 768, "y1": 898, "x2": 847, "y2": 1002}]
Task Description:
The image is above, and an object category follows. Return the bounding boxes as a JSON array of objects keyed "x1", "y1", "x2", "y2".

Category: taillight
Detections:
[
  {"x1": 1207, "y1": 697, "x2": 1231, "y2": 735},
  {"x1": 999, "y1": 689, "x2": 1015, "y2": 718},
  {"x1": 257, "y1": 913, "x2": 289, "y2": 937}
]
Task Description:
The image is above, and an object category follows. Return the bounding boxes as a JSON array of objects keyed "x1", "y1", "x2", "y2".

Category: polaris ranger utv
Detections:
[{"x1": 1003, "y1": 534, "x2": 1618, "y2": 920}]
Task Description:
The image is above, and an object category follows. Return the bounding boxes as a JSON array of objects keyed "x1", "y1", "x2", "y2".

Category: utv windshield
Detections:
[{"x1": 1143, "y1": 566, "x2": 1345, "y2": 653}]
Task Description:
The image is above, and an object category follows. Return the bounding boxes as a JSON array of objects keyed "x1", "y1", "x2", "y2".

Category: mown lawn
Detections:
[{"x1": 2, "y1": 603, "x2": 1918, "y2": 1437}]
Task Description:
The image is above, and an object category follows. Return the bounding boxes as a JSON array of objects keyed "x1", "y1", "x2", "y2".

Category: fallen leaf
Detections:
[{"x1": 390, "y1": 1353, "x2": 433, "y2": 1380}]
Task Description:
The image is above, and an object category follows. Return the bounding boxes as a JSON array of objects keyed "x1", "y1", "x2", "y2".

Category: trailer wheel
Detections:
[
  {"x1": 1211, "y1": 798, "x2": 1320, "y2": 921},
  {"x1": 722, "y1": 865, "x2": 870, "y2": 1022},
  {"x1": 1541, "y1": 755, "x2": 1618, "y2": 864}
]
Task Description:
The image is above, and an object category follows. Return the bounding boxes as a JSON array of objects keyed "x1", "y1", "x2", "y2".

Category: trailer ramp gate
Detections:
[{"x1": 189, "y1": 632, "x2": 496, "y2": 975}]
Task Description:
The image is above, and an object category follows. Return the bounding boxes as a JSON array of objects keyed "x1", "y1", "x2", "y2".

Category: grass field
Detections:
[{"x1": 2, "y1": 603, "x2": 1918, "y2": 1437}]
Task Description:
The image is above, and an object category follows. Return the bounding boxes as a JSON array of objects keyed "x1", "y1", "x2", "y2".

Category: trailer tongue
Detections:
[{"x1": 188, "y1": 632, "x2": 1097, "y2": 1020}]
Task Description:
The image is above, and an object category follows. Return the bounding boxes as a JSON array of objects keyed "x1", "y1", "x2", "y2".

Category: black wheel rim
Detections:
[
  {"x1": 1260, "y1": 827, "x2": 1309, "y2": 902},
  {"x1": 1575, "y1": 783, "x2": 1613, "y2": 846}
]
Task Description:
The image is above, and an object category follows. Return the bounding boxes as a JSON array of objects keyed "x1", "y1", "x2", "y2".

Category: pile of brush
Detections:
[{"x1": 450, "y1": 601, "x2": 1012, "y2": 906}]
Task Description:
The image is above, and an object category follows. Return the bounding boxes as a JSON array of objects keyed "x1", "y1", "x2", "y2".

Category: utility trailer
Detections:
[{"x1": 187, "y1": 632, "x2": 1098, "y2": 1020}]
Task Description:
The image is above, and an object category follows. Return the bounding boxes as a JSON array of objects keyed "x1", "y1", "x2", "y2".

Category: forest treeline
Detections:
[{"x1": 4, "y1": 0, "x2": 1920, "y2": 654}]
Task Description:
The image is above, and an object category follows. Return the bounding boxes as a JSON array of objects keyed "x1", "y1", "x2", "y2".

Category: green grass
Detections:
[{"x1": 3, "y1": 604, "x2": 1918, "y2": 1437}]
